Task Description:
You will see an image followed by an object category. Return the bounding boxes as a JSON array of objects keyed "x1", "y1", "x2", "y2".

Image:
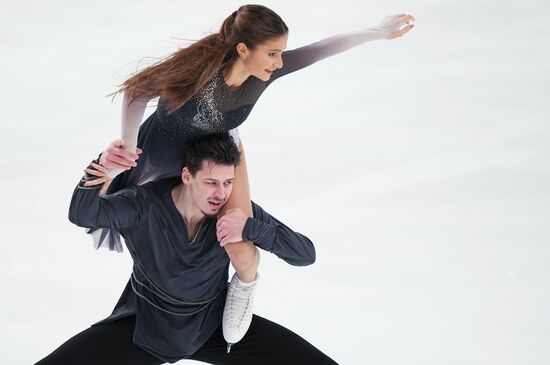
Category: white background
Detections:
[{"x1": 1, "y1": 1, "x2": 549, "y2": 364}]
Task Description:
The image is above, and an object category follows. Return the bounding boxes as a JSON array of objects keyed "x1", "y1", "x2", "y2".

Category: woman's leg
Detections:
[
  {"x1": 188, "y1": 314, "x2": 339, "y2": 365},
  {"x1": 34, "y1": 316, "x2": 163, "y2": 365},
  {"x1": 219, "y1": 141, "x2": 259, "y2": 282},
  {"x1": 218, "y1": 141, "x2": 260, "y2": 348}
]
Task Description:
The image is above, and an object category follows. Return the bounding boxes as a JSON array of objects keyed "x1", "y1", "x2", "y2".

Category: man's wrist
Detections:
[{"x1": 242, "y1": 217, "x2": 276, "y2": 251}]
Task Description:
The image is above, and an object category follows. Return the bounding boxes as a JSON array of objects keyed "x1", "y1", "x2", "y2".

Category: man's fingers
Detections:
[
  {"x1": 111, "y1": 139, "x2": 126, "y2": 148},
  {"x1": 106, "y1": 154, "x2": 137, "y2": 168},
  {"x1": 219, "y1": 235, "x2": 233, "y2": 247},
  {"x1": 109, "y1": 147, "x2": 138, "y2": 163},
  {"x1": 102, "y1": 160, "x2": 127, "y2": 170},
  {"x1": 216, "y1": 218, "x2": 229, "y2": 229},
  {"x1": 115, "y1": 148, "x2": 140, "y2": 161}
]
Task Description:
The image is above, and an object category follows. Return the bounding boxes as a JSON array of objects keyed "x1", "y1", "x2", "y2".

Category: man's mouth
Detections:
[{"x1": 208, "y1": 200, "x2": 223, "y2": 209}]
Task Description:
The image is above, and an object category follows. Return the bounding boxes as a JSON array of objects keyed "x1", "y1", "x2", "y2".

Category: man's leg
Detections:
[
  {"x1": 34, "y1": 316, "x2": 163, "y2": 365},
  {"x1": 188, "y1": 314, "x2": 339, "y2": 365}
]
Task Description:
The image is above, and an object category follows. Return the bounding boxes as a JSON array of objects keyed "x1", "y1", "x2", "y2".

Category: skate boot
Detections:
[{"x1": 222, "y1": 272, "x2": 259, "y2": 353}]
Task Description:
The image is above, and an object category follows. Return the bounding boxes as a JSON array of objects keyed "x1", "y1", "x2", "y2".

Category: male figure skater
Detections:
[{"x1": 36, "y1": 133, "x2": 337, "y2": 364}]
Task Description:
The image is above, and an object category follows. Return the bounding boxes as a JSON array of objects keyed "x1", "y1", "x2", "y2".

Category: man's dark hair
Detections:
[{"x1": 184, "y1": 133, "x2": 241, "y2": 175}]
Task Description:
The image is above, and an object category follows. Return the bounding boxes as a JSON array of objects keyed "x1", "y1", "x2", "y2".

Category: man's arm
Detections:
[
  {"x1": 68, "y1": 157, "x2": 147, "y2": 230},
  {"x1": 243, "y1": 202, "x2": 316, "y2": 266}
]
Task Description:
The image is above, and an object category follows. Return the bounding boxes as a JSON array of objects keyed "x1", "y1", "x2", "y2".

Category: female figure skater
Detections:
[{"x1": 89, "y1": 3, "x2": 414, "y2": 351}]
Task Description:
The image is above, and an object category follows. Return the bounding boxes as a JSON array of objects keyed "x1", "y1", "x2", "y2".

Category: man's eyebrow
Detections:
[{"x1": 203, "y1": 177, "x2": 234, "y2": 182}]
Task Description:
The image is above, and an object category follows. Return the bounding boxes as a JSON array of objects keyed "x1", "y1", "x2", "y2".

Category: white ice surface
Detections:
[{"x1": 1, "y1": 1, "x2": 549, "y2": 364}]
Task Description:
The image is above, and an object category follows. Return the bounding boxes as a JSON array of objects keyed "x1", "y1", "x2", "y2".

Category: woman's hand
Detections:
[
  {"x1": 83, "y1": 162, "x2": 113, "y2": 196},
  {"x1": 99, "y1": 139, "x2": 142, "y2": 170},
  {"x1": 375, "y1": 14, "x2": 415, "y2": 39}
]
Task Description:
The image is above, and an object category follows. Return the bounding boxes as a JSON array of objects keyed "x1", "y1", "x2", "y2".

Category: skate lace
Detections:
[{"x1": 225, "y1": 282, "x2": 255, "y2": 329}]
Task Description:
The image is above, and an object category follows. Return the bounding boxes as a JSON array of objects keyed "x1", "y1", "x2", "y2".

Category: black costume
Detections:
[
  {"x1": 58, "y1": 176, "x2": 317, "y2": 362},
  {"x1": 95, "y1": 26, "x2": 393, "y2": 251}
]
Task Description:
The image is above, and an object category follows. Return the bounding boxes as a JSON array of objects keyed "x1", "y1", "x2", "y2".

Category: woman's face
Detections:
[{"x1": 243, "y1": 34, "x2": 288, "y2": 81}]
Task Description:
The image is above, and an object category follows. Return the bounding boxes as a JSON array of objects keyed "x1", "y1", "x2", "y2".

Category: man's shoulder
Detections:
[
  {"x1": 113, "y1": 177, "x2": 181, "y2": 199},
  {"x1": 141, "y1": 177, "x2": 181, "y2": 190}
]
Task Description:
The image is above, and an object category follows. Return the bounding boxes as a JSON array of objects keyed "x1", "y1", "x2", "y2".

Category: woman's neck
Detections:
[{"x1": 223, "y1": 60, "x2": 250, "y2": 88}]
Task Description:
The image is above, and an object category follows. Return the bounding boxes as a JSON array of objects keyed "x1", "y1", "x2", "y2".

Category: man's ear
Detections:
[
  {"x1": 182, "y1": 167, "x2": 192, "y2": 185},
  {"x1": 236, "y1": 42, "x2": 249, "y2": 60}
]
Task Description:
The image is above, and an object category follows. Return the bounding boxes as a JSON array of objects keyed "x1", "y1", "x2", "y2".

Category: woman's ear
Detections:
[{"x1": 236, "y1": 42, "x2": 249, "y2": 60}]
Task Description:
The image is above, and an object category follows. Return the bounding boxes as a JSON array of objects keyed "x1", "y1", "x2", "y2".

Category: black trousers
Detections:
[{"x1": 35, "y1": 314, "x2": 337, "y2": 364}]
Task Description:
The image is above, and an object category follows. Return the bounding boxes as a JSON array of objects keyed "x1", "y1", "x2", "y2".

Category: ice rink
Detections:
[{"x1": 1, "y1": 0, "x2": 549, "y2": 364}]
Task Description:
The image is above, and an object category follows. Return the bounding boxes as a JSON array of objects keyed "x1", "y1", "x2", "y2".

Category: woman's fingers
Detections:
[
  {"x1": 397, "y1": 14, "x2": 415, "y2": 24},
  {"x1": 99, "y1": 179, "x2": 112, "y2": 196},
  {"x1": 388, "y1": 24, "x2": 415, "y2": 39},
  {"x1": 83, "y1": 177, "x2": 107, "y2": 186},
  {"x1": 84, "y1": 168, "x2": 104, "y2": 178},
  {"x1": 90, "y1": 163, "x2": 105, "y2": 172}
]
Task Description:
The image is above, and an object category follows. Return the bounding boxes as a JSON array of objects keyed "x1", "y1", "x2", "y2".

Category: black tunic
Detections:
[{"x1": 69, "y1": 176, "x2": 315, "y2": 362}]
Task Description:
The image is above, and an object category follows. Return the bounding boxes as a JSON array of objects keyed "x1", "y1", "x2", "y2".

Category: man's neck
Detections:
[{"x1": 171, "y1": 184, "x2": 205, "y2": 232}]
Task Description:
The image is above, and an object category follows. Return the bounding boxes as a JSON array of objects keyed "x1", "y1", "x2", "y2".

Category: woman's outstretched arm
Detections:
[{"x1": 269, "y1": 13, "x2": 415, "y2": 83}]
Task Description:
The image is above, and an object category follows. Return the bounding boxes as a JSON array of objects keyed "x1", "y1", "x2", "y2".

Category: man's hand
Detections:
[
  {"x1": 83, "y1": 162, "x2": 113, "y2": 196},
  {"x1": 216, "y1": 208, "x2": 249, "y2": 247},
  {"x1": 99, "y1": 139, "x2": 142, "y2": 170}
]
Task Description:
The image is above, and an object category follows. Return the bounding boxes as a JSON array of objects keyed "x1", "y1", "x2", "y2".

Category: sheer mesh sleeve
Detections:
[{"x1": 268, "y1": 15, "x2": 407, "y2": 83}]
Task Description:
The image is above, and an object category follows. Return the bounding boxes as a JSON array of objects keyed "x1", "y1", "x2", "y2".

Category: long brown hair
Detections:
[{"x1": 114, "y1": 4, "x2": 288, "y2": 114}]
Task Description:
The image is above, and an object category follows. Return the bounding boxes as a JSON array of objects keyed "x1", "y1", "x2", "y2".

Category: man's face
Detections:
[{"x1": 183, "y1": 160, "x2": 235, "y2": 217}]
